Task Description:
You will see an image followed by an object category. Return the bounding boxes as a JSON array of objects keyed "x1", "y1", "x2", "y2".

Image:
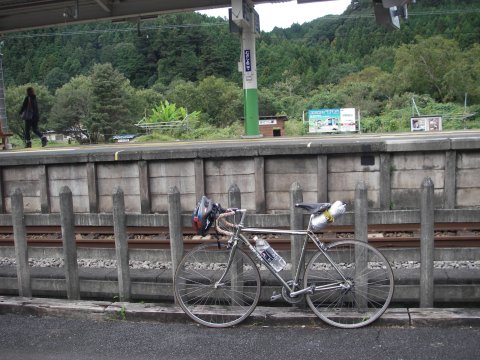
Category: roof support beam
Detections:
[{"x1": 0, "y1": 0, "x2": 334, "y2": 34}]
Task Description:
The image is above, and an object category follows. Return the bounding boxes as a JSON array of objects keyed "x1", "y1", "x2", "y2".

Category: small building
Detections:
[{"x1": 258, "y1": 115, "x2": 288, "y2": 137}]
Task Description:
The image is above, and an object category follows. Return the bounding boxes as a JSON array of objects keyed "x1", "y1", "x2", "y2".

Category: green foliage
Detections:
[
  {"x1": 139, "y1": 100, "x2": 201, "y2": 138},
  {"x1": 2, "y1": 1, "x2": 480, "y2": 140},
  {"x1": 166, "y1": 76, "x2": 243, "y2": 127},
  {"x1": 284, "y1": 119, "x2": 308, "y2": 136},
  {"x1": 86, "y1": 63, "x2": 132, "y2": 142},
  {"x1": 44, "y1": 67, "x2": 70, "y2": 91},
  {"x1": 128, "y1": 87, "x2": 164, "y2": 121},
  {"x1": 394, "y1": 36, "x2": 464, "y2": 102},
  {"x1": 147, "y1": 100, "x2": 187, "y2": 123},
  {"x1": 49, "y1": 75, "x2": 92, "y2": 142},
  {"x1": 134, "y1": 121, "x2": 243, "y2": 142},
  {"x1": 5, "y1": 83, "x2": 53, "y2": 141}
]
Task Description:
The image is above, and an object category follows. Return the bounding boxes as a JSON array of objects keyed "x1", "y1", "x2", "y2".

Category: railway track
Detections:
[{"x1": 0, "y1": 223, "x2": 479, "y2": 249}]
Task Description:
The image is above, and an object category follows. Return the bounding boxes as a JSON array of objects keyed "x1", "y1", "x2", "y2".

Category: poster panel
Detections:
[
  {"x1": 308, "y1": 109, "x2": 340, "y2": 133},
  {"x1": 308, "y1": 108, "x2": 357, "y2": 133},
  {"x1": 411, "y1": 116, "x2": 442, "y2": 132},
  {"x1": 339, "y1": 108, "x2": 356, "y2": 132}
]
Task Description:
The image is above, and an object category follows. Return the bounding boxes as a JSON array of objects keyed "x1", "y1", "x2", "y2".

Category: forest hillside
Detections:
[{"x1": 2, "y1": 0, "x2": 480, "y2": 143}]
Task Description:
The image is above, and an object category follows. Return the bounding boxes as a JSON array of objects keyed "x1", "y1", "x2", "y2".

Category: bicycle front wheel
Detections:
[
  {"x1": 304, "y1": 240, "x2": 394, "y2": 329},
  {"x1": 174, "y1": 242, "x2": 261, "y2": 327}
]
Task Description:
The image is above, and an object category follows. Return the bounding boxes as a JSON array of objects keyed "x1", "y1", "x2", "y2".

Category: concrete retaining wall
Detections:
[{"x1": 0, "y1": 134, "x2": 479, "y2": 214}]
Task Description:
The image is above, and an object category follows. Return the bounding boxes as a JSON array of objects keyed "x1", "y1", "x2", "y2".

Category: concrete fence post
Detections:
[
  {"x1": 290, "y1": 182, "x2": 304, "y2": 280},
  {"x1": 11, "y1": 188, "x2": 31, "y2": 297},
  {"x1": 228, "y1": 183, "x2": 241, "y2": 208},
  {"x1": 355, "y1": 181, "x2": 368, "y2": 243},
  {"x1": 354, "y1": 182, "x2": 368, "y2": 309},
  {"x1": 39, "y1": 165, "x2": 50, "y2": 214},
  {"x1": 420, "y1": 177, "x2": 435, "y2": 307},
  {"x1": 0, "y1": 170, "x2": 5, "y2": 213},
  {"x1": 138, "y1": 160, "x2": 151, "y2": 214},
  {"x1": 228, "y1": 183, "x2": 241, "y2": 224},
  {"x1": 254, "y1": 157, "x2": 266, "y2": 213},
  {"x1": 86, "y1": 163, "x2": 99, "y2": 213},
  {"x1": 60, "y1": 186, "x2": 80, "y2": 300},
  {"x1": 112, "y1": 187, "x2": 131, "y2": 302},
  {"x1": 379, "y1": 153, "x2": 392, "y2": 210},
  {"x1": 228, "y1": 184, "x2": 242, "y2": 305},
  {"x1": 168, "y1": 186, "x2": 183, "y2": 298},
  {"x1": 194, "y1": 159, "x2": 205, "y2": 202}
]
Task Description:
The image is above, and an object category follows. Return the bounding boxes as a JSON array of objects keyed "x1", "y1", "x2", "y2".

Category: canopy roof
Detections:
[{"x1": 0, "y1": 0, "x2": 333, "y2": 34}]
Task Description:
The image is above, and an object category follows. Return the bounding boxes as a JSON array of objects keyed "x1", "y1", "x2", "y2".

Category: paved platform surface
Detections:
[{"x1": 1, "y1": 296, "x2": 479, "y2": 327}]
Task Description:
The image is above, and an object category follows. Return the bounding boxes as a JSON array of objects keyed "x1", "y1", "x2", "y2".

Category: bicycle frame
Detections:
[{"x1": 215, "y1": 209, "x2": 351, "y2": 298}]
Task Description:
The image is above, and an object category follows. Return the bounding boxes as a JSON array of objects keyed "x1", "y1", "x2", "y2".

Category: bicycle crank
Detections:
[
  {"x1": 281, "y1": 280, "x2": 307, "y2": 304},
  {"x1": 281, "y1": 287, "x2": 305, "y2": 304}
]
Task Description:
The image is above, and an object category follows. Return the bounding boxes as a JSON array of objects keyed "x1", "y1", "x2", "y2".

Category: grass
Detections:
[{"x1": 8, "y1": 137, "x2": 68, "y2": 149}]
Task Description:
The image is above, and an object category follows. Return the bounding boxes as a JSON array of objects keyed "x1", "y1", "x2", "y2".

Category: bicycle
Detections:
[{"x1": 173, "y1": 199, "x2": 394, "y2": 329}]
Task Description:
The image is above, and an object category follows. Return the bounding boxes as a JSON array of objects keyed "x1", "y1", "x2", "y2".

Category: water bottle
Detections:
[
  {"x1": 254, "y1": 236, "x2": 286, "y2": 272},
  {"x1": 310, "y1": 200, "x2": 346, "y2": 231}
]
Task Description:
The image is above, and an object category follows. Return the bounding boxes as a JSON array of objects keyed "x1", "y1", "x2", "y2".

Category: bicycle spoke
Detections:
[
  {"x1": 305, "y1": 240, "x2": 394, "y2": 328},
  {"x1": 174, "y1": 242, "x2": 261, "y2": 327}
]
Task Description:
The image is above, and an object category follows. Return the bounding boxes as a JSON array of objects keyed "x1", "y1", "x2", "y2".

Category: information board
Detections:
[
  {"x1": 411, "y1": 116, "x2": 442, "y2": 132},
  {"x1": 308, "y1": 108, "x2": 357, "y2": 133}
]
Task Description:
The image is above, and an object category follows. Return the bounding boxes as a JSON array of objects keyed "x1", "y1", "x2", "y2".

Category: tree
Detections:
[
  {"x1": 444, "y1": 43, "x2": 480, "y2": 104},
  {"x1": 85, "y1": 63, "x2": 131, "y2": 143},
  {"x1": 44, "y1": 67, "x2": 70, "y2": 91},
  {"x1": 100, "y1": 42, "x2": 145, "y2": 85},
  {"x1": 195, "y1": 76, "x2": 243, "y2": 127},
  {"x1": 393, "y1": 36, "x2": 463, "y2": 102},
  {"x1": 335, "y1": 67, "x2": 395, "y2": 116},
  {"x1": 48, "y1": 75, "x2": 92, "y2": 142},
  {"x1": 164, "y1": 80, "x2": 197, "y2": 112},
  {"x1": 306, "y1": 84, "x2": 341, "y2": 110},
  {"x1": 127, "y1": 87, "x2": 165, "y2": 126},
  {"x1": 166, "y1": 76, "x2": 243, "y2": 127}
]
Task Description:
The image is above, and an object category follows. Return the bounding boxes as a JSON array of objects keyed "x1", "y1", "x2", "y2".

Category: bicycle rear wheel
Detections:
[
  {"x1": 304, "y1": 239, "x2": 394, "y2": 329},
  {"x1": 174, "y1": 242, "x2": 261, "y2": 327}
]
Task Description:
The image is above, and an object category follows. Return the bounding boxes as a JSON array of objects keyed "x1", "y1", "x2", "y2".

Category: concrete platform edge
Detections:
[{"x1": 1, "y1": 296, "x2": 479, "y2": 327}]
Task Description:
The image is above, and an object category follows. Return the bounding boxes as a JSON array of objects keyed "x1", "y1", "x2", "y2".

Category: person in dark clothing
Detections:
[{"x1": 19, "y1": 87, "x2": 47, "y2": 148}]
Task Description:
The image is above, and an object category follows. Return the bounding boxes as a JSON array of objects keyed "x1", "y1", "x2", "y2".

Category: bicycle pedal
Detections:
[{"x1": 270, "y1": 292, "x2": 282, "y2": 302}]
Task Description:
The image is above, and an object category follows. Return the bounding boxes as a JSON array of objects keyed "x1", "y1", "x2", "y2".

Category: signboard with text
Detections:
[
  {"x1": 244, "y1": 50, "x2": 251, "y2": 72},
  {"x1": 308, "y1": 108, "x2": 357, "y2": 133}
]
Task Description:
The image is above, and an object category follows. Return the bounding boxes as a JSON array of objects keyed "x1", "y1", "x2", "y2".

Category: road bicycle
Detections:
[{"x1": 173, "y1": 201, "x2": 394, "y2": 329}]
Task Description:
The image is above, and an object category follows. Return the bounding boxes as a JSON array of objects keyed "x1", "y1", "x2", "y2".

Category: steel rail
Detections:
[{"x1": 0, "y1": 222, "x2": 479, "y2": 249}]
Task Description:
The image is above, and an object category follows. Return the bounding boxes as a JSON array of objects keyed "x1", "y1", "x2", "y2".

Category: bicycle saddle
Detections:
[{"x1": 295, "y1": 202, "x2": 331, "y2": 214}]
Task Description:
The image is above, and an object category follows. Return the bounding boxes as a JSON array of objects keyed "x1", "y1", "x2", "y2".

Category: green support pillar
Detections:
[
  {"x1": 244, "y1": 88, "x2": 259, "y2": 136},
  {"x1": 233, "y1": 0, "x2": 261, "y2": 137}
]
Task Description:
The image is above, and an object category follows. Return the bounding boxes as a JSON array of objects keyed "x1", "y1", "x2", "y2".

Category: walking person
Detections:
[{"x1": 19, "y1": 87, "x2": 47, "y2": 148}]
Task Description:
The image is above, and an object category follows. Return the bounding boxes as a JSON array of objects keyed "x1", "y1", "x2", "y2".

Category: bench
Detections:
[{"x1": 0, "y1": 120, "x2": 13, "y2": 150}]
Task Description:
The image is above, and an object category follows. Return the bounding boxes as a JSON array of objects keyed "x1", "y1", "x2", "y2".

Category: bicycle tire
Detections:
[
  {"x1": 174, "y1": 242, "x2": 261, "y2": 327},
  {"x1": 304, "y1": 239, "x2": 394, "y2": 329}
]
